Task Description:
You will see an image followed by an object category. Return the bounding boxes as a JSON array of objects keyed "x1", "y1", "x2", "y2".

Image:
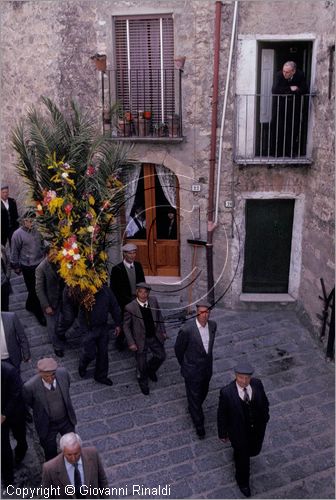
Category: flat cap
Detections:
[
  {"x1": 22, "y1": 209, "x2": 36, "y2": 220},
  {"x1": 122, "y1": 243, "x2": 137, "y2": 252},
  {"x1": 1, "y1": 185, "x2": 9, "y2": 190},
  {"x1": 136, "y1": 282, "x2": 151, "y2": 291},
  {"x1": 37, "y1": 357, "x2": 58, "y2": 372},
  {"x1": 234, "y1": 361, "x2": 254, "y2": 375},
  {"x1": 196, "y1": 301, "x2": 212, "y2": 309}
]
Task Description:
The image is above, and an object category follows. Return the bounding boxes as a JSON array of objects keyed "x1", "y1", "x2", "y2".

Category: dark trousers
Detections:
[
  {"x1": 184, "y1": 377, "x2": 210, "y2": 429},
  {"x1": 1, "y1": 281, "x2": 10, "y2": 311},
  {"x1": 234, "y1": 432, "x2": 264, "y2": 487},
  {"x1": 136, "y1": 336, "x2": 166, "y2": 383},
  {"x1": 40, "y1": 417, "x2": 74, "y2": 461},
  {"x1": 21, "y1": 264, "x2": 44, "y2": 318},
  {"x1": 1, "y1": 418, "x2": 27, "y2": 485},
  {"x1": 45, "y1": 304, "x2": 65, "y2": 350},
  {"x1": 79, "y1": 325, "x2": 109, "y2": 379}
]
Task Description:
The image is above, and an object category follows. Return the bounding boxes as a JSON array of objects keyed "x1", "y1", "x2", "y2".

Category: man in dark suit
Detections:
[
  {"x1": 174, "y1": 302, "x2": 217, "y2": 439},
  {"x1": 23, "y1": 357, "x2": 77, "y2": 461},
  {"x1": 78, "y1": 285, "x2": 122, "y2": 386},
  {"x1": 1, "y1": 185, "x2": 19, "y2": 246},
  {"x1": 36, "y1": 246, "x2": 65, "y2": 357},
  {"x1": 110, "y1": 243, "x2": 145, "y2": 351},
  {"x1": 123, "y1": 283, "x2": 166, "y2": 395},
  {"x1": 1, "y1": 311, "x2": 31, "y2": 371},
  {"x1": 217, "y1": 361, "x2": 270, "y2": 498},
  {"x1": 271, "y1": 60, "x2": 309, "y2": 157},
  {"x1": 1, "y1": 360, "x2": 28, "y2": 485},
  {"x1": 42, "y1": 432, "x2": 109, "y2": 499}
]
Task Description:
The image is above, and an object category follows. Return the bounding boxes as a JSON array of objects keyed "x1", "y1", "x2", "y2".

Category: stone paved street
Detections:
[{"x1": 2, "y1": 275, "x2": 335, "y2": 499}]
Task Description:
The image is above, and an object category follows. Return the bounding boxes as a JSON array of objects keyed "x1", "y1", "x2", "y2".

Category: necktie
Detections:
[
  {"x1": 243, "y1": 387, "x2": 250, "y2": 403},
  {"x1": 130, "y1": 265, "x2": 134, "y2": 269},
  {"x1": 74, "y1": 462, "x2": 82, "y2": 498},
  {"x1": 50, "y1": 384, "x2": 55, "y2": 391}
]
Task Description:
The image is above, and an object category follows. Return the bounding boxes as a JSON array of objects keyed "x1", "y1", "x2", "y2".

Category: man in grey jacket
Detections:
[
  {"x1": 23, "y1": 357, "x2": 77, "y2": 461},
  {"x1": 10, "y1": 210, "x2": 46, "y2": 325},
  {"x1": 36, "y1": 246, "x2": 65, "y2": 357},
  {"x1": 123, "y1": 283, "x2": 166, "y2": 395}
]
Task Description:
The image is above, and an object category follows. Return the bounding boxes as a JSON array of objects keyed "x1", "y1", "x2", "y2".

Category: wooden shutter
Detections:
[{"x1": 114, "y1": 15, "x2": 175, "y2": 123}]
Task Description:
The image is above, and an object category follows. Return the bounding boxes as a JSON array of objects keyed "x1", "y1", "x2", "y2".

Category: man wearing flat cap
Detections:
[
  {"x1": 123, "y1": 283, "x2": 166, "y2": 395},
  {"x1": 174, "y1": 302, "x2": 217, "y2": 439},
  {"x1": 10, "y1": 210, "x2": 46, "y2": 326},
  {"x1": 1, "y1": 185, "x2": 19, "y2": 246},
  {"x1": 23, "y1": 357, "x2": 77, "y2": 461},
  {"x1": 217, "y1": 362, "x2": 270, "y2": 498},
  {"x1": 110, "y1": 243, "x2": 145, "y2": 351}
]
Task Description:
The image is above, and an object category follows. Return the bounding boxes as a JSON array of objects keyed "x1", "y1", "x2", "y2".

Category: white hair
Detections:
[
  {"x1": 283, "y1": 61, "x2": 297, "y2": 70},
  {"x1": 60, "y1": 432, "x2": 82, "y2": 451}
]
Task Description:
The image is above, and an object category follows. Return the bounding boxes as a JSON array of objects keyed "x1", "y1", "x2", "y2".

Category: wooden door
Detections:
[
  {"x1": 124, "y1": 164, "x2": 180, "y2": 276},
  {"x1": 242, "y1": 199, "x2": 295, "y2": 293}
]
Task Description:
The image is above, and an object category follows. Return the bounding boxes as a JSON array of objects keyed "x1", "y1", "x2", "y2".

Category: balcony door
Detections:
[{"x1": 123, "y1": 164, "x2": 180, "y2": 276}]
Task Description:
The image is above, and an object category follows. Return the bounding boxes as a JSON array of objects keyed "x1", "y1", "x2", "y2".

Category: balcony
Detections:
[
  {"x1": 101, "y1": 68, "x2": 184, "y2": 142},
  {"x1": 234, "y1": 93, "x2": 315, "y2": 165}
]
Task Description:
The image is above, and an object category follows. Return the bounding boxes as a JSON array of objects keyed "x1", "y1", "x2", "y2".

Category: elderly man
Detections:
[
  {"x1": 271, "y1": 60, "x2": 309, "y2": 157},
  {"x1": 10, "y1": 210, "x2": 46, "y2": 325},
  {"x1": 123, "y1": 282, "x2": 166, "y2": 395},
  {"x1": 42, "y1": 432, "x2": 109, "y2": 499},
  {"x1": 110, "y1": 243, "x2": 145, "y2": 351},
  {"x1": 36, "y1": 245, "x2": 65, "y2": 357},
  {"x1": 174, "y1": 302, "x2": 217, "y2": 439},
  {"x1": 23, "y1": 357, "x2": 77, "y2": 461},
  {"x1": 1, "y1": 185, "x2": 19, "y2": 246},
  {"x1": 217, "y1": 361, "x2": 270, "y2": 498}
]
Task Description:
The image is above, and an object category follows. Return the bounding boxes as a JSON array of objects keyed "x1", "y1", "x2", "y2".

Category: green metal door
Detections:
[{"x1": 242, "y1": 199, "x2": 295, "y2": 293}]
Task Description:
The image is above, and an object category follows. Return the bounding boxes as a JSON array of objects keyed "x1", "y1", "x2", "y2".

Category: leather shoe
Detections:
[
  {"x1": 94, "y1": 377, "x2": 113, "y2": 386},
  {"x1": 196, "y1": 426, "x2": 206, "y2": 439},
  {"x1": 78, "y1": 365, "x2": 87, "y2": 378},
  {"x1": 238, "y1": 485, "x2": 251, "y2": 498},
  {"x1": 138, "y1": 380, "x2": 150, "y2": 395},
  {"x1": 147, "y1": 371, "x2": 158, "y2": 382},
  {"x1": 54, "y1": 349, "x2": 64, "y2": 358}
]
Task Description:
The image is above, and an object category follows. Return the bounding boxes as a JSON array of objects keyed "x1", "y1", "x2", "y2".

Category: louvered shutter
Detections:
[{"x1": 114, "y1": 15, "x2": 175, "y2": 123}]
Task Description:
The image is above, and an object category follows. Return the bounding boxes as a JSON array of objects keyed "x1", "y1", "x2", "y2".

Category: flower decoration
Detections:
[{"x1": 11, "y1": 97, "x2": 130, "y2": 310}]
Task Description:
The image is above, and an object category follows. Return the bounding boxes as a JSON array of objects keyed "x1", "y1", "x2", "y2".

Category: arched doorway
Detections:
[{"x1": 123, "y1": 163, "x2": 180, "y2": 276}]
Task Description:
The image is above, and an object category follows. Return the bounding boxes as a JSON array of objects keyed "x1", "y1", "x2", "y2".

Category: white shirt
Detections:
[
  {"x1": 42, "y1": 378, "x2": 57, "y2": 391},
  {"x1": 2, "y1": 199, "x2": 9, "y2": 210},
  {"x1": 136, "y1": 299, "x2": 149, "y2": 308},
  {"x1": 64, "y1": 456, "x2": 84, "y2": 485},
  {"x1": 236, "y1": 383, "x2": 252, "y2": 401},
  {"x1": 0, "y1": 318, "x2": 9, "y2": 360},
  {"x1": 123, "y1": 259, "x2": 134, "y2": 270},
  {"x1": 196, "y1": 318, "x2": 209, "y2": 353}
]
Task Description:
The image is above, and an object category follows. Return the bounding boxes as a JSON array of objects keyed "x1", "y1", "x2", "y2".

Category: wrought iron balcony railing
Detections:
[
  {"x1": 101, "y1": 68, "x2": 183, "y2": 140},
  {"x1": 234, "y1": 93, "x2": 315, "y2": 164}
]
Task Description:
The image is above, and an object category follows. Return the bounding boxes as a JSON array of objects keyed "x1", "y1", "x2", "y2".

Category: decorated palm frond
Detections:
[{"x1": 11, "y1": 97, "x2": 134, "y2": 309}]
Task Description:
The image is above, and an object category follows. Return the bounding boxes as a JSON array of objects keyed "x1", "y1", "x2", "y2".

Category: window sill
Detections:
[
  {"x1": 234, "y1": 157, "x2": 313, "y2": 166},
  {"x1": 240, "y1": 293, "x2": 296, "y2": 303},
  {"x1": 106, "y1": 136, "x2": 185, "y2": 144}
]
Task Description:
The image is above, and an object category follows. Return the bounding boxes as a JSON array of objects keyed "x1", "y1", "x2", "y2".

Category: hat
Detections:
[
  {"x1": 1, "y1": 185, "x2": 9, "y2": 190},
  {"x1": 22, "y1": 209, "x2": 36, "y2": 220},
  {"x1": 234, "y1": 361, "x2": 254, "y2": 375},
  {"x1": 37, "y1": 357, "x2": 58, "y2": 372},
  {"x1": 136, "y1": 282, "x2": 151, "y2": 291},
  {"x1": 122, "y1": 243, "x2": 137, "y2": 252},
  {"x1": 196, "y1": 301, "x2": 212, "y2": 309}
]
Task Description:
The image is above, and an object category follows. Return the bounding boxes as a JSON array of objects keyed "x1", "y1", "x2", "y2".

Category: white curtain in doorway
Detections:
[
  {"x1": 155, "y1": 165, "x2": 177, "y2": 208},
  {"x1": 123, "y1": 164, "x2": 141, "y2": 222}
]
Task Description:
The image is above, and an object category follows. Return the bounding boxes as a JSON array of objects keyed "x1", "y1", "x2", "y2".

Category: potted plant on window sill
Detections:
[{"x1": 153, "y1": 122, "x2": 169, "y2": 137}]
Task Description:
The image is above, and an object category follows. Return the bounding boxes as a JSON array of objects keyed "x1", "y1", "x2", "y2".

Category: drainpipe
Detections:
[
  {"x1": 206, "y1": 0, "x2": 222, "y2": 305},
  {"x1": 214, "y1": 1, "x2": 238, "y2": 225}
]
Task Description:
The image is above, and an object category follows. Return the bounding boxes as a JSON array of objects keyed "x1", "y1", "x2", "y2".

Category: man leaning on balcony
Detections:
[{"x1": 271, "y1": 61, "x2": 309, "y2": 157}]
